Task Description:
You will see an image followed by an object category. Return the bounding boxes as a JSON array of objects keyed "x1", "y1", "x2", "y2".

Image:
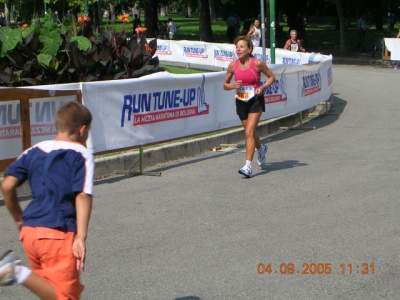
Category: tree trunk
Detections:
[
  {"x1": 209, "y1": 0, "x2": 217, "y2": 23},
  {"x1": 144, "y1": 0, "x2": 158, "y2": 38},
  {"x1": 187, "y1": 6, "x2": 192, "y2": 17},
  {"x1": 97, "y1": 0, "x2": 102, "y2": 26},
  {"x1": 335, "y1": 0, "x2": 347, "y2": 56},
  {"x1": 198, "y1": 0, "x2": 214, "y2": 42},
  {"x1": 109, "y1": 3, "x2": 116, "y2": 24}
]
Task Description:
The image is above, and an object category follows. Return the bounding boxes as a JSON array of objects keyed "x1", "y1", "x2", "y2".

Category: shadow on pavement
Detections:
[
  {"x1": 264, "y1": 95, "x2": 347, "y2": 144},
  {"x1": 249, "y1": 160, "x2": 308, "y2": 178}
]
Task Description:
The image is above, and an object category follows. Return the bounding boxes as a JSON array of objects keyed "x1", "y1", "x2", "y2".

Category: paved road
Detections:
[{"x1": 1, "y1": 65, "x2": 399, "y2": 300}]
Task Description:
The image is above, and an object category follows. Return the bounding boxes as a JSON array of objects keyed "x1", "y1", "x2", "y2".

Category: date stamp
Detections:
[{"x1": 257, "y1": 263, "x2": 375, "y2": 275}]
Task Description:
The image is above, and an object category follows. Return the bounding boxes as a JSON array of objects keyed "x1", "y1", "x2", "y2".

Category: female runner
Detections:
[{"x1": 223, "y1": 36, "x2": 275, "y2": 178}]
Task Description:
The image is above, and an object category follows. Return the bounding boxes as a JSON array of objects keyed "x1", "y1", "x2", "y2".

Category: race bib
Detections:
[
  {"x1": 290, "y1": 44, "x2": 299, "y2": 52},
  {"x1": 235, "y1": 86, "x2": 255, "y2": 101}
]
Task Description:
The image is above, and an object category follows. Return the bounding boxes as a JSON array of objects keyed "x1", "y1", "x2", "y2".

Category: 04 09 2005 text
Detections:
[{"x1": 257, "y1": 263, "x2": 375, "y2": 275}]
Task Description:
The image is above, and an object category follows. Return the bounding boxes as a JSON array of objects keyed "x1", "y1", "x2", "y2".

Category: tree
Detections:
[
  {"x1": 335, "y1": 0, "x2": 347, "y2": 56},
  {"x1": 209, "y1": 0, "x2": 217, "y2": 22},
  {"x1": 198, "y1": 0, "x2": 214, "y2": 41},
  {"x1": 143, "y1": 0, "x2": 158, "y2": 37}
]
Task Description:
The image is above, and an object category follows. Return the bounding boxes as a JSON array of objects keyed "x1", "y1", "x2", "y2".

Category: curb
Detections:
[{"x1": 0, "y1": 106, "x2": 317, "y2": 198}]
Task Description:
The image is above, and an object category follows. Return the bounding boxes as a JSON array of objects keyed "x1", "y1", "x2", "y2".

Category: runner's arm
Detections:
[
  {"x1": 1, "y1": 175, "x2": 23, "y2": 230},
  {"x1": 298, "y1": 39, "x2": 305, "y2": 52},
  {"x1": 223, "y1": 62, "x2": 242, "y2": 90},
  {"x1": 255, "y1": 60, "x2": 276, "y2": 95}
]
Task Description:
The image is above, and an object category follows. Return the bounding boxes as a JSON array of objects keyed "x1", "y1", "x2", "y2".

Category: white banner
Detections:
[
  {"x1": 83, "y1": 57, "x2": 333, "y2": 153},
  {"x1": 29, "y1": 96, "x2": 77, "y2": 145},
  {"x1": 154, "y1": 39, "x2": 328, "y2": 68},
  {"x1": 384, "y1": 38, "x2": 400, "y2": 60},
  {"x1": 0, "y1": 100, "x2": 22, "y2": 159},
  {"x1": 0, "y1": 96, "x2": 77, "y2": 160}
]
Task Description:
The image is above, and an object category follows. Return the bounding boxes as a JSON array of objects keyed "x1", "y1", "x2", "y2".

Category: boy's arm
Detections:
[
  {"x1": 1, "y1": 175, "x2": 23, "y2": 230},
  {"x1": 73, "y1": 192, "x2": 93, "y2": 272}
]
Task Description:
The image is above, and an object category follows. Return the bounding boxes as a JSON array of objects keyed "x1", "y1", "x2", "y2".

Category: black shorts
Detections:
[{"x1": 235, "y1": 95, "x2": 265, "y2": 121}]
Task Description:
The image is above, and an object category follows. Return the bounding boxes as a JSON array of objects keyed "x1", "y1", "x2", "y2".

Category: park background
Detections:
[{"x1": 0, "y1": 0, "x2": 399, "y2": 59}]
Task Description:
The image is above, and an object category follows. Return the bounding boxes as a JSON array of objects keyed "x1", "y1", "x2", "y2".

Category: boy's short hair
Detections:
[{"x1": 55, "y1": 101, "x2": 92, "y2": 134}]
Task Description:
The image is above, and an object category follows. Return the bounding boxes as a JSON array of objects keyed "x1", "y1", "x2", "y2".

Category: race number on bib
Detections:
[
  {"x1": 290, "y1": 44, "x2": 299, "y2": 52},
  {"x1": 235, "y1": 86, "x2": 255, "y2": 101}
]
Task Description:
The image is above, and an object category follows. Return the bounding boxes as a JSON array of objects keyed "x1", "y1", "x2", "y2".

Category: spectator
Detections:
[
  {"x1": 12, "y1": 10, "x2": 16, "y2": 21},
  {"x1": 235, "y1": 15, "x2": 241, "y2": 39},
  {"x1": 284, "y1": 30, "x2": 305, "y2": 52},
  {"x1": 226, "y1": 13, "x2": 238, "y2": 43},
  {"x1": 355, "y1": 14, "x2": 366, "y2": 52},
  {"x1": 52, "y1": 10, "x2": 59, "y2": 23},
  {"x1": 133, "y1": 14, "x2": 141, "y2": 29},
  {"x1": 247, "y1": 19, "x2": 262, "y2": 47},
  {"x1": 64, "y1": 10, "x2": 72, "y2": 19},
  {"x1": 167, "y1": 18, "x2": 178, "y2": 40}
]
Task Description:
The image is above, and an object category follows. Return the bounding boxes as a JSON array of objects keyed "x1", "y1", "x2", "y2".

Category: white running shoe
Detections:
[
  {"x1": 0, "y1": 250, "x2": 19, "y2": 286},
  {"x1": 257, "y1": 144, "x2": 268, "y2": 166},
  {"x1": 238, "y1": 164, "x2": 252, "y2": 178}
]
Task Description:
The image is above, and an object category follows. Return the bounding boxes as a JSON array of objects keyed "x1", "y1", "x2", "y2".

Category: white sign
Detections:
[
  {"x1": 0, "y1": 96, "x2": 77, "y2": 160},
  {"x1": 82, "y1": 57, "x2": 333, "y2": 153}
]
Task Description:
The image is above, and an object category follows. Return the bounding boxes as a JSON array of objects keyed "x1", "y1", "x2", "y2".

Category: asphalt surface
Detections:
[{"x1": 1, "y1": 64, "x2": 400, "y2": 300}]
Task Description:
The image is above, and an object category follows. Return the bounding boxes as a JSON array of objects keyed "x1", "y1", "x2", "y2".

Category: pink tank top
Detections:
[{"x1": 233, "y1": 58, "x2": 260, "y2": 88}]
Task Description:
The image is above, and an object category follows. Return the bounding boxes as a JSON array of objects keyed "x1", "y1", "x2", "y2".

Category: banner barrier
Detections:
[
  {"x1": 82, "y1": 57, "x2": 333, "y2": 153},
  {"x1": 155, "y1": 39, "x2": 328, "y2": 67},
  {"x1": 0, "y1": 41, "x2": 333, "y2": 163},
  {"x1": 384, "y1": 38, "x2": 400, "y2": 61},
  {"x1": 0, "y1": 95, "x2": 78, "y2": 160}
]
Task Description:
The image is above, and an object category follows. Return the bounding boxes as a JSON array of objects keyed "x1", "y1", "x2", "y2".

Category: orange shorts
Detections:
[{"x1": 19, "y1": 226, "x2": 84, "y2": 300}]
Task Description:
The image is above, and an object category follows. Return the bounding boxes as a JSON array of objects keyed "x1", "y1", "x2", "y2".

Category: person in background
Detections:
[
  {"x1": 223, "y1": 36, "x2": 276, "y2": 178},
  {"x1": 284, "y1": 30, "x2": 305, "y2": 52},
  {"x1": 64, "y1": 10, "x2": 72, "y2": 19},
  {"x1": 247, "y1": 19, "x2": 262, "y2": 47},
  {"x1": 226, "y1": 13, "x2": 238, "y2": 43},
  {"x1": 167, "y1": 18, "x2": 178, "y2": 40},
  {"x1": 133, "y1": 14, "x2": 141, "y2": 30},
  {"x1": 355, "y1": 14, "x2": 366, "y2": 52}
]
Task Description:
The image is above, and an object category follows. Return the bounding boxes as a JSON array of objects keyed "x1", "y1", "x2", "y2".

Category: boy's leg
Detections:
[
  {"x1": 23, "y1": 272, "x2": 57, "y2": 300},
  {"x1": 0, "y1": 250, "x2": 57, "y2": 300}
]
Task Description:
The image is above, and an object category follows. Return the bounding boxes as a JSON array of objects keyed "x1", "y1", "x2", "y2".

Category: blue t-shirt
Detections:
[{"x1": 4, "y1": 140, "x2": 94, "y2": 232}]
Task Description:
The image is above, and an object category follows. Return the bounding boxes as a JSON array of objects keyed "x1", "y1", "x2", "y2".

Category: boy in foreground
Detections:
[{"x1": 0, "y1": 101, "x2": 94, "y2": 300}]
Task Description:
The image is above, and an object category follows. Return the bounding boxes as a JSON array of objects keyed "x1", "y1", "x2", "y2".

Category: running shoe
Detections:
[
  {"x1": 0, "y1": 250, "x2": 19, "y2": 286},
  {"x1": 238, "y1": 164, "x2": 252, "y2": 178},
  {"x1": 257, "y1": 144, "x2": 268, "y2": 166}
]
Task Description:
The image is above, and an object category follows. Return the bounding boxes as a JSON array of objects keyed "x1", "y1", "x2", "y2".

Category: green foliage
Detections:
[
  {"x1": 39, "y1": 29, "x2": 63, "y2": 57},
  {"x1": 0, "y1": 17, "x2": 163, "y2": 86},
  {"x1": 0, "y1": 28, "x2": 22, "y2": 58}
]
